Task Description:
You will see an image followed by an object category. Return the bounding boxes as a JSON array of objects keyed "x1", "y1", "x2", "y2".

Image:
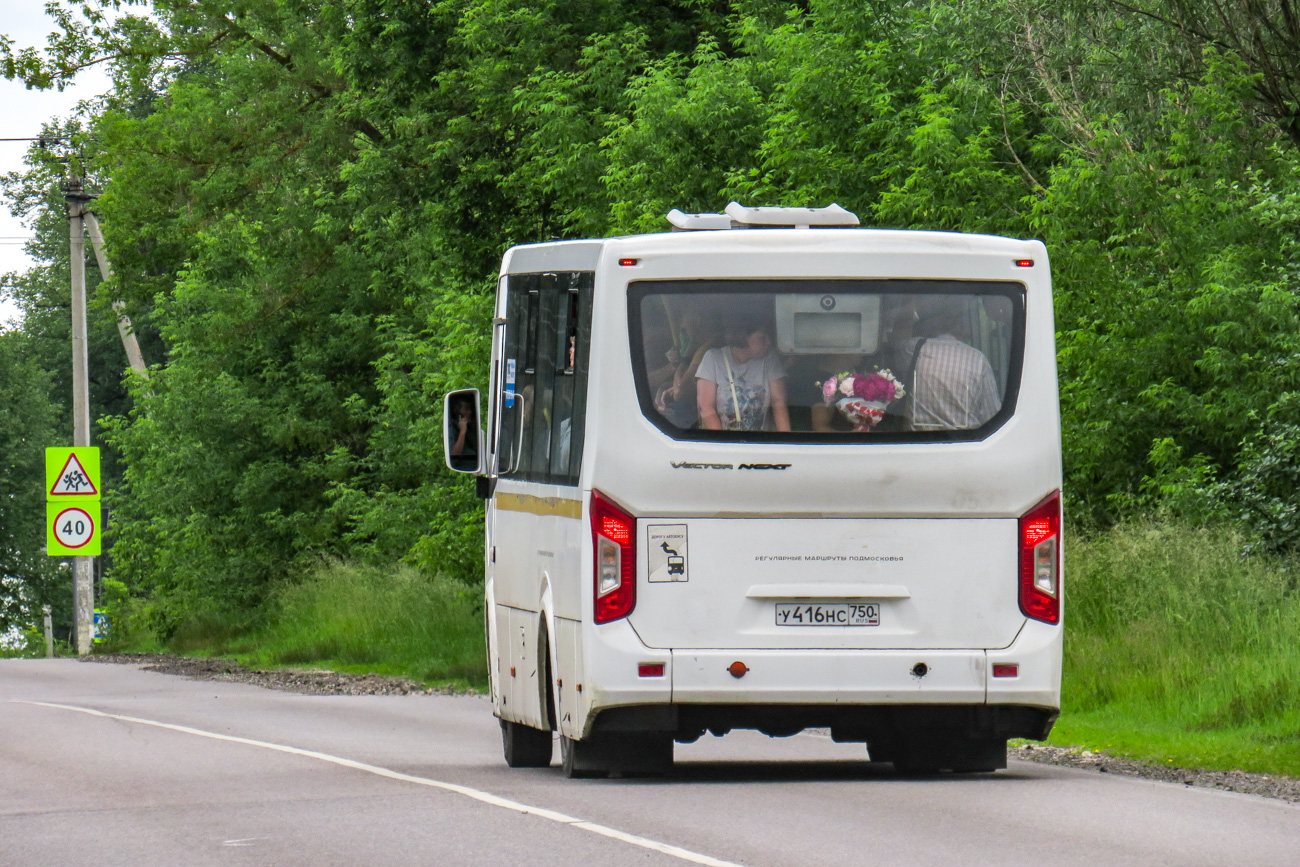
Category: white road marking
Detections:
[{"x1": 16, "y1": 700, "x2": 742, "y2": 867}]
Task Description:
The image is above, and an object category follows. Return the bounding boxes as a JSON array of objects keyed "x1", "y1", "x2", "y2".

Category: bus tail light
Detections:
[
  {"x1": 591, "y1": 490, "x2": 636, "y2": 623},
  {"x1": 1019, "y1": 491, "x2": 1061, "y2": 624}
]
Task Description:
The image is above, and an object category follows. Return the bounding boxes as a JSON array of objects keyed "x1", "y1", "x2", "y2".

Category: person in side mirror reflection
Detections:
[{"x1": 450, "y1": 395, "x2": 478, "y2": 458}]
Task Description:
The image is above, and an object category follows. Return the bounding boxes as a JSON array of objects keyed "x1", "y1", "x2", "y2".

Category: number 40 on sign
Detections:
[{"x1": 47, "y1": 501, "x2": 102, "y2": 556}]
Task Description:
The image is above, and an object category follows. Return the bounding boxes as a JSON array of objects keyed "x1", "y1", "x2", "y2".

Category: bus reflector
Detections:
[
  {"x1": 591, "y1": 490, "x2": 636, "y2": 623},
  {"x1": 638, "y1": 663, "x2": 665, "y2": 677},
  {"x1": 992, "y1": 664, "x2": 1019, "y2": 678},
  {"x1": 1018, "y1": 491, "x2": 1061, "y2": 624}
]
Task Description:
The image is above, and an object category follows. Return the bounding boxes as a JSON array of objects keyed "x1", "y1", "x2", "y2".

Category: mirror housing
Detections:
[{"x1": 444, "y1": 388, "x2": 485, "y2": 474}]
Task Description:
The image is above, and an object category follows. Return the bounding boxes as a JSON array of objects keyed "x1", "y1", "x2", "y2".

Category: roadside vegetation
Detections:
[
  {"x1": 1053, "y1": 520, "x2": 1300, "y2": 777},
  {"x1": 3, "y1": 1, "x2": 1300, "y2": 777},
  {"x1": 110, "y1": 561, "x2": 488, "y2": 692}
]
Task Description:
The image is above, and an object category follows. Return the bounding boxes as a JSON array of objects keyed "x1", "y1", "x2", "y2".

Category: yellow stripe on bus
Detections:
[{"x1": 494, "y1": 492, "x2": 582, "y2": 519}]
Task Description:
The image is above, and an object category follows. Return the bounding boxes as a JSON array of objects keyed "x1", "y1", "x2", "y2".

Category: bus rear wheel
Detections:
[
  {"x1": 888, "y1": 736, "x2": 1006, "y2": 774},
  {"x1": 501, "y1": 719, "x2": 553, "y2": 768},
  {"x1": 561, "y1": 733, "x2": 674, "y2": 779}
]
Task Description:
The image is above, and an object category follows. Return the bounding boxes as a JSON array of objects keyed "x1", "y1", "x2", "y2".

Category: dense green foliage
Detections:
[
  {"x1": 0, "y1": 328, "x2": 62, "y2": 637},
  {"x1": 2, "y1": 2, "x2": 1300, "y2": 656}
]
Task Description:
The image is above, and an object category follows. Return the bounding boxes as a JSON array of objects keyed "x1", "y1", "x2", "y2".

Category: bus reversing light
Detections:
[
  {"x1": 1018, "y1": 491, "x2": 1061, "y2": 624},
  {"x1": 591, "y1": 490, "x2": 636, "y2": 623}
]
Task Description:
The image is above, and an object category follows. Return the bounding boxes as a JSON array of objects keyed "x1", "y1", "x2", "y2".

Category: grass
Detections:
[
  {"x1": 1050, "y1": 520, "x2": 1300, "y2": 776},
  {"x1": 136, "y1": 560, "x2": 488, "y2": 691}
]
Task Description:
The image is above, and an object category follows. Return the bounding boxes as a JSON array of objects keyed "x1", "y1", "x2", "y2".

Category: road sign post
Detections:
[
  {"x1": 67, "y1": 178, "x2": 93, "y2": 655},
  {"x1": 46, "y1": 443, "x2": 101, "y2": 655}
]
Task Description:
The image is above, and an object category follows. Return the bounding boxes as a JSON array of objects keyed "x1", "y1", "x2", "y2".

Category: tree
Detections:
[{"x1": 0, "y1": 327, "x2": 64, "y2": 637}]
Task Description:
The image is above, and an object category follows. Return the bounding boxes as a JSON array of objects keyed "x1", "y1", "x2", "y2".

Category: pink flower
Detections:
[
  {"x1": 839, "y1": 375, "x2": 857, "y2": 398},
  {"x1": 821, "y1": 378, "x2": 839, "y2": 405},
  {"x1": 854, "y1": 373, "x2": 896, "y2": 402}
]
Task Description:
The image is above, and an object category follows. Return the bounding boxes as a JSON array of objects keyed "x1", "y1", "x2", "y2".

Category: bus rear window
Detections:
[{"x1": 629, "y1": 280, "x2": 1024, "y2": 442}]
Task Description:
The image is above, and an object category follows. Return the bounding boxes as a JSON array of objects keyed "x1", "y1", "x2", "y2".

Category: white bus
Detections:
[{"x1": 445, "y1": 204, "x2": 1062, "y2": 777}]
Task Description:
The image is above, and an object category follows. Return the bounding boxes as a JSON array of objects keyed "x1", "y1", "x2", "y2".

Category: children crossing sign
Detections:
[
  {"x1": 46, "y1": 447, "x2": 102, "y2": 556},
  {"x1": 46, "y1": 448, "x2": 100, "y2": 498}
]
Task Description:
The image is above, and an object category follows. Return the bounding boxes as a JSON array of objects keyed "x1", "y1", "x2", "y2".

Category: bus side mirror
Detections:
[{"x1": 444, "y1": 388, "x2": 485, "y2": 475}]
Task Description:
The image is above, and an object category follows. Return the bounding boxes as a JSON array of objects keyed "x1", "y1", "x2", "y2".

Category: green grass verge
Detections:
[
  {"x1": 1053, "y1": 520, "x2": 1300, "y2": 776},
  {"x1": 146, "y1": 560, "x2": 488, "y2": 691}
]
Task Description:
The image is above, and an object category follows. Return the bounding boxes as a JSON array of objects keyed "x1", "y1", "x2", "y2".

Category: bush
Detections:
[{"x1": 1233, "y1": 400, "x2": 1300, "y2": 554}]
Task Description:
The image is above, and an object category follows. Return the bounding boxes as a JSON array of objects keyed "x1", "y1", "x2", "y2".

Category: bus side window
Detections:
[
  {"x1": 525, "y1": 275, "x2": 562, "y2": 482},
  {"x1": 498, "y1": 272, "x2": 593, "y2": 485},
  {"x1": 537, "y1": 273, "x2": 593, "y2": 485},
  {"x1": 560, "y1": 273, "x2": 594, "y2": 484},
  {"x1": 541, "y1": 281, "x2": 577, "y2": 481},
  {"x1": 498, "y1": 275, "x2": 538, "y2": 478}
]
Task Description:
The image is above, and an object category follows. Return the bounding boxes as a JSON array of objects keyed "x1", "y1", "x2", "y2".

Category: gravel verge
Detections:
[
  {"x1": 84, "y1": 653, "x2": 1296, "y2": 803},
  {"x1": 84, "y1": 652, "x2": 477, "y2": 697},
  {"x1": 1010, "y1": 742, "x2": 1300, "y2": 805}
]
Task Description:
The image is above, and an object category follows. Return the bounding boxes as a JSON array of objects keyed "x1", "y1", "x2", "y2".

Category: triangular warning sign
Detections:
[{"x1": 50, "y1": 453, "x2": 99, "y2": 496}]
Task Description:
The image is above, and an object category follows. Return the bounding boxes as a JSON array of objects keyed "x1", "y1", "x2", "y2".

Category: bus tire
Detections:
[
  {"x1": 560, "y1": 735, "x2": 607, "y2": 778},
  {"x1": 891, "y1": 736, "x2": 1006, "y2": 774},
  {"x1": 501, "y1": 719, "x2": 553, "y2": 768},
  {"x1": 561, "y1": 732, "x2": 673, "y2": 778},
  {"x1": 619, "y1": 734, "x2": 674, "y2": 777},
  {"x1": 945, "y1": 737, "x2": 1007, "y2": 773}
]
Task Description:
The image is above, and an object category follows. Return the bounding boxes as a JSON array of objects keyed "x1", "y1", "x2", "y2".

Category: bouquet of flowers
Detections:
[{"x1": 819, "y1": 369, "x2": 906, "y2": 432}]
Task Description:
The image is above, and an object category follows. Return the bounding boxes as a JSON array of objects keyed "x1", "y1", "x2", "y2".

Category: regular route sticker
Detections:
[
  {"x1": 647, "y1": 524, "x2": 688, "y2": 582},
  {"x1": 47, "y1": 502, "x2": 101, "y2": 556}
]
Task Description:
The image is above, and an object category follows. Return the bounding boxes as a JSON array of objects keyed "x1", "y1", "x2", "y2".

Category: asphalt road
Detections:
[{"x1": 2, "y1": 659, "x2": 1297, "y2": 866}]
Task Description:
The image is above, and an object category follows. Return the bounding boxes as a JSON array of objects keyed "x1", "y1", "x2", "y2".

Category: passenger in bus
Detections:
[
  {"x1": 696, "y1": 312, "x2": 791, "y2": 431},
  {"x1": 905, "y1": 302, "x2": 1000, "y2": 430},
  {"x1": 654, "y1": 303, "x2": 720, "y2": 428}
]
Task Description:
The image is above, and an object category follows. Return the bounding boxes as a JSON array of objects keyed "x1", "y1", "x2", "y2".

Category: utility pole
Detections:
[
  {"x1": 83, "y1": 211, "x2": 148, "y2": 379},
  {"x1": 66, "y1": 174, "x2": 94, "y2": 656}
]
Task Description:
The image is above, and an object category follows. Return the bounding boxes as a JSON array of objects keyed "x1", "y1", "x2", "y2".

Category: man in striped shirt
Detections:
[{"x1": 906, "y1": 305, "x2": 1001, "y2": 431}]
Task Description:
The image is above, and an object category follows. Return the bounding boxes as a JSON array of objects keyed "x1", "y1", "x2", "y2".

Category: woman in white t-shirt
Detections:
[{"x1": 696, "y1": 312, "x2": 790, "y2": 432}]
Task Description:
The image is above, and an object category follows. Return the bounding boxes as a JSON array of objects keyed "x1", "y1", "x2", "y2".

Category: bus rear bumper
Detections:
[
  {"x1": 671, "y1": 648, "x2": 991, "y2": 704},
  {"x1": 581, "y1": 619, "x2": 1061, "y2": 741}
]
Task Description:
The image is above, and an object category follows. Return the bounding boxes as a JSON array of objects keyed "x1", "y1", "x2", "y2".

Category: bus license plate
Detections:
[{"x1": 775, "y1": 602, "x2": 880, "y2": 627}]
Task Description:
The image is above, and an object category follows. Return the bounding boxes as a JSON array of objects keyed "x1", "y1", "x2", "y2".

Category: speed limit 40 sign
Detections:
[{"x1": 47, "y1": 501, "x2": 102, "y2": 556}]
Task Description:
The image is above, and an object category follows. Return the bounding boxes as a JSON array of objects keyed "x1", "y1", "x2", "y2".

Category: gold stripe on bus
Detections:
[{"x1": 495, "y1": 492, "x2": 583, "y2": 519}]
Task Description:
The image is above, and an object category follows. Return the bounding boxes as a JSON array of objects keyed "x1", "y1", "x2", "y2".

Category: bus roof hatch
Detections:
[
  {"x1": 724, "y1": 202, "x2": 859, "y2": 228},
  {"x1": 665, "y1": 203, "x2": 860, "y2": 231}
]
